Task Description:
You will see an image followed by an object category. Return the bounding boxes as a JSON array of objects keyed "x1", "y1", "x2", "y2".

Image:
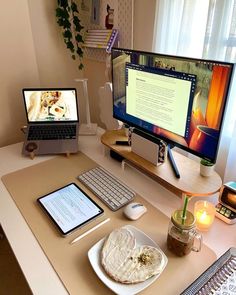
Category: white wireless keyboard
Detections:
[{"x1": 77, "y1": 166, "x2": 136, "y2": 211}]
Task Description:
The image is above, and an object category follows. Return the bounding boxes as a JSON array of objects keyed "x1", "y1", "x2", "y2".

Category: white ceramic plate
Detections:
[{"x1": 88, "y1": 225, "x2": 168, "y2": 295}]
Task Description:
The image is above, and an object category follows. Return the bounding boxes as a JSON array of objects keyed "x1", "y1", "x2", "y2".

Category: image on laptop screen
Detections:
[{"x1": 23, "y1": 89, "x2": 78, "y2": 122}]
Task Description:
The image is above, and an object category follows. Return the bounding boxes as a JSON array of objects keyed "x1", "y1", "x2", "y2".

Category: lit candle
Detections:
[{"x1": 194, "y1": 201, "x2": 216, "y2": 231}]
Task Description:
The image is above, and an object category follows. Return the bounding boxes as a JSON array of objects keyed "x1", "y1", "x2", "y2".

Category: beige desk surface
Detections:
[
  {"x1": 0, "y1": 129, "x2": 235, "y2": 295},
  {"x1": 2, "y1": 151, "x2": 216, "y2": 295}
]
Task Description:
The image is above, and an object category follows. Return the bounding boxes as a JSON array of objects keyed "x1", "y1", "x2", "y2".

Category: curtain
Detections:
[{"x1": 153, "y1": 0, "x2": 236, "y2": 182}]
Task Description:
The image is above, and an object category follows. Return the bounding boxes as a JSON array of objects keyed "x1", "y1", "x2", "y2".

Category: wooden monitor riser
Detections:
[{"x1": 101, "y1": 129, "x2": 222, "y2": 198}]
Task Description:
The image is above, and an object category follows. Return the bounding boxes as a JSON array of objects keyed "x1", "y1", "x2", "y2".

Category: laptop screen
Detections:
[{"x1": 23, "y1": 88, "x2": 79, "y2": 123}]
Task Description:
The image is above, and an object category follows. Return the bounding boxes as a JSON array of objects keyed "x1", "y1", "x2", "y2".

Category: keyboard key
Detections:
[{"x1": 77, "y1": 166, "x2": 136, "y2": 211}]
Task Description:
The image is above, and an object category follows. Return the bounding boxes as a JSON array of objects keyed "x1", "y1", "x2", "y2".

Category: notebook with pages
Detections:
[{"x1": 22, "y1": 88, "x2": 79, "y2": 156}]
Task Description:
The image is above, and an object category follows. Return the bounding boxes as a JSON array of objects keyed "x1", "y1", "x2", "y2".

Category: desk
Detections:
[{"x1": 0, "y1": 128, "x2": 235, "y2": 295}]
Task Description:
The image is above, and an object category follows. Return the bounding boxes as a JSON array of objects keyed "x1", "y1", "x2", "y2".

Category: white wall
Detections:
[
  {"x1": 27, "y1": 0, "x2": 83, "y2": 87},
  {"x1": 27, "y1": 0, "x2": 87, "y2": 127},
  {"x1": 0, "y1": 1, "x2": 157, "y2": 147},
  {"x1": 0, "y1": 0, "x2": 85, "y2": 148},
  {"x1": 0, "y1": 1, "x2": 40, "y2": 147},
  {"x1": 133, "y1": 0, "x2": 157, "y2": 51}
]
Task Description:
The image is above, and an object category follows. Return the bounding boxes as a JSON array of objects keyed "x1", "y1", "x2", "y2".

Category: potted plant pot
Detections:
[{"x1": 200, "y1": 159, "x2": 215, "y2": 177}]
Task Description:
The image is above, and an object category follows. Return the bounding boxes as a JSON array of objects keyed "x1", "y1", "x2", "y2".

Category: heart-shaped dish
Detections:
[{"x1": 88, "y1": 225, "x2": 168, "y2": 295}]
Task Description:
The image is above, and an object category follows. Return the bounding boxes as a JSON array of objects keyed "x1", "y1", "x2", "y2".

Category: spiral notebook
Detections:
[{"x1": 181, "y1": 247, "x2": 236, "y2": 295}]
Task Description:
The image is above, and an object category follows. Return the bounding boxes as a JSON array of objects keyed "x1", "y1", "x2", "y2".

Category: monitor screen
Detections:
[{"x1": 112, "y1": 48, "x2": 234, "y2": 163}]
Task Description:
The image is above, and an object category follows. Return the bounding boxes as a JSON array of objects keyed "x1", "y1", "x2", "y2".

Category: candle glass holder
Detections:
[{"x1": 194, "y1": 201, "x2": 216, "y2": 231}]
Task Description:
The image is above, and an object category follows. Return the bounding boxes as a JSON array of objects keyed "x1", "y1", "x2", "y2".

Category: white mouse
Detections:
[{"x1": 123, "y1": 202, "x2": 147, "y2": 220}]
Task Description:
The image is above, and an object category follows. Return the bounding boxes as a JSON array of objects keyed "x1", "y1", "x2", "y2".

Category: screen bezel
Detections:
[
  {"x1": 111, "y1": 47, "x2": 234, "y2": 163},
  {"x1": 22, "y1": 88, "x2": 79, "y2": 124},
  {"x1": 37, "y1": 182, "x2": 104, "y2": 236}
]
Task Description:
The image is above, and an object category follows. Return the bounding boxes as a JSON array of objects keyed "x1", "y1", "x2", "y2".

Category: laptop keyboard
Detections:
[
  {"x1": 77, "y1": 166, "x2": 136, "y2": 211},
  {"x1": 28, "y1": 125, "x2": 76, "y2": 140}
]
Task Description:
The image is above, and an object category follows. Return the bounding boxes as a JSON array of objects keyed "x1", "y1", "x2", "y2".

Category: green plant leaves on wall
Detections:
[{"x1": 56, "y1": 0, "x2": 84, "y2": 70}]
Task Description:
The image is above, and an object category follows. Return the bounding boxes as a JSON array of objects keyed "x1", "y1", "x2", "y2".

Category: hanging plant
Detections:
[{"x1": 56, "y1": 0, "x2": 84, "y2": 70}]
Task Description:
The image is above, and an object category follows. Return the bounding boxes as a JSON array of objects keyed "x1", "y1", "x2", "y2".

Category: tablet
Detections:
[{"x1": 37, "y1": 183, "x2": 104, "y2": 236}]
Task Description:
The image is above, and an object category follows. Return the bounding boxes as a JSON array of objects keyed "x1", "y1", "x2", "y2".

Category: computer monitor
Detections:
[{"x1": 112, "y1": 48, "x2": 234, "y2": 165}]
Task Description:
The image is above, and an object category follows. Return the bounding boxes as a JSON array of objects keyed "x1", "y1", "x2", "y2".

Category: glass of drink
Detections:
[{"x1": 167, "y1": 209, "x2": 202, "y2": 256}]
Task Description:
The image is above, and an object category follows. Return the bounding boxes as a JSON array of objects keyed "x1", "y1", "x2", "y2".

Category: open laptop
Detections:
[{"x1": 22, "y1": 88, "x2": 79, "y2": 156}]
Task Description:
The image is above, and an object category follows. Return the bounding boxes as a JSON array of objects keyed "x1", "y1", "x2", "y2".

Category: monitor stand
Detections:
[
  {"x1": 131, "y1": 132, "x2": 167, "y2": 166},
  {"x1": 101, "y1": 129, "x2": 222, "y2": 197}
]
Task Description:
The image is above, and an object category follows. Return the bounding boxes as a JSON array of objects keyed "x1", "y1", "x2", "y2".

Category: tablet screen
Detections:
[{"x1": 37, "y1": 183, "x2": 104, "y2": 235}]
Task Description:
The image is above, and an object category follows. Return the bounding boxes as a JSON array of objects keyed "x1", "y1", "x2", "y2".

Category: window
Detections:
[{"x1": 153, "y1": 0, "x2": 236, "y2": 181}]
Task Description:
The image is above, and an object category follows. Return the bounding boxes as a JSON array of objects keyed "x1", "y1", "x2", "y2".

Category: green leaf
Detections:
[
  {"x1": 58, "y1": 0, "x2": 68, "y2": 8},
  {"x1": 76, "y1": 47, "x2": 83, "y2": 57},
  {"x1": 56, "y1": 7, "x2": 69, "y2": 19},
  {"x1": 57, "y1": 17, "x2": 71, "y2": 29},
  {"x1": 63, "y1": 19, "x2": 71, "y2": 29},
  {"x1": 57, "y1": 18, "x2": 63, "y2": 27},
  {"x1": 55, "y1": 8, "x2": 63, "y2": 17},
  {"x1": 73, "y1": 16, "x2": 84, "y2": 31},
  {"x1": 200, "y1": 159, "x2": 214, "y2": 166},
  {"x1": 63, "y1": 30, "x2": 72, "y2": 39},
  {"x1": 79, "y1": 63, "x2": 84, "y2": 70},
  {"x1": 75, "y1": 34, "x2": 83, "y2": 43},
  {"x1": 72, "y1": 54, "x2": 76, "y2": 60},
  {"x1": 66, "y1": 41, "x2": 74, "y2": 52},
  {"x1": 71, "y1": 2, "x2": 78, "y2": 13}
]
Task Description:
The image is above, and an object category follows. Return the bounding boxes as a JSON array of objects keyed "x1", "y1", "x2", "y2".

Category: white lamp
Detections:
[{"x1": 75, "y1": 78, "x2": 97, "y2": 135}]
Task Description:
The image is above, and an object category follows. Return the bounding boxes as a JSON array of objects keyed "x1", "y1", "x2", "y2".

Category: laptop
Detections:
[{"x1": 22, "y1": 88, "x2": 79, "y2": 156}]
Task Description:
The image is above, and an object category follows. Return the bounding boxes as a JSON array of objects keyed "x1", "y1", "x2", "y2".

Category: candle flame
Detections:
[{"x1": 199, "y1": 211, "x2": 207, "y2": 222}]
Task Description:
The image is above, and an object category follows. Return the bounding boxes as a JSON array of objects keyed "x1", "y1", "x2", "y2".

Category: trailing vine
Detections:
[{"x1": 56, "y1": 0, "x2": 84, "y2": 70}]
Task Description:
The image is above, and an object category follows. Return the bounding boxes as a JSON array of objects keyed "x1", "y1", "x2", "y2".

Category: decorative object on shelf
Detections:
[
  {"x1": 82, "y1": 0, "x2": 133, "y2": 62},
  {"x1": 167, "y1": 196, "x2": 202, "y2": 256},
  {"x1": 200, "y1": 158, "x2": 215, "y2": 177},
  {"x1": 194, "y1": 200, "x2": 216, "y2": 231},
  {"x1": 83, "y1": 29, "x2": 118, "y2": 53},
  {"x1": 105, "y1": 4, "x2": 114, "y2": 29},
  {"x1": 56, "y1": 0, "x2": 84, "y2": 70}
]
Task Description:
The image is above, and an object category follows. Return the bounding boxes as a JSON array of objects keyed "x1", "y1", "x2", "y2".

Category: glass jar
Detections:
[{"x1": 167, "y1": 209, "x2": 202, "y2": 256}]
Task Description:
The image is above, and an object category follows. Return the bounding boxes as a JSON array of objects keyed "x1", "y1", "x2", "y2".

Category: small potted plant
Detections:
[{"x1": 200, "y1": 159, "x2": 215, "y2": 177}]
